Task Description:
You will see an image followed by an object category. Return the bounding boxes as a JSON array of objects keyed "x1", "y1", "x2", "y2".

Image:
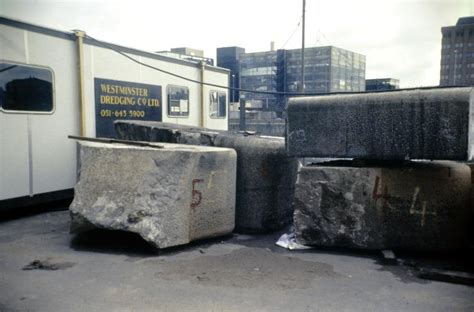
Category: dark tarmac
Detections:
[{"x1": 0, "y1": 210, "x2": 473, "y2": 312}]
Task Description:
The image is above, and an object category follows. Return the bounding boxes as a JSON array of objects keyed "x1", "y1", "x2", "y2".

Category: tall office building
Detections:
[
  {"x1": 216, "y1": 47, "x2": 246, "y2": 102},
  {"x1": 239, "y1": 50, "x2": 280, "y2": 110},
  {"x1": 440, "y1": 16, "x2": 474, "y2": 86},
  {"x1": 284, "y1": 46, "x2": 365, "y2": 93},
  {"x1": 217, "y1": 45, "x2": 366, "y2": 115}
]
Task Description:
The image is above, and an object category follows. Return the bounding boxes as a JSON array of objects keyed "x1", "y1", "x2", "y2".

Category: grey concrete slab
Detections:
[
  {"x1": 0, "y1": 211, "x2": 473, "y2": 312},
  {"x1": 115, "y1": 121, "x2": 298, "y2": 233},
  {"x1": 286, "y1": 87, "x2": 474, "y2": 160},
  {"x1": 294, "y1": 160, "x2": 473, "y2": 250},
  {"x1": 70, "y1": 141, "x2": 236, "y2": 249}
]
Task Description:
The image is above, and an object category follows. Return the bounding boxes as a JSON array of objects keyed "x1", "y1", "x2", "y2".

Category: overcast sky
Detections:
[{"x1": 1, "y1": 0, "x2": 472, "y2": 87}]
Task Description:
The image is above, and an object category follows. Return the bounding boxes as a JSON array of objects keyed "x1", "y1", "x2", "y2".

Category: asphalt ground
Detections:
[{"x1": 0, "y1": 210, "x2": 473, "y2": 312}]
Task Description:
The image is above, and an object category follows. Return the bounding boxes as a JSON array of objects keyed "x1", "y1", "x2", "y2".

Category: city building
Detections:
[
  {"x1": 217, "y1": 45, "x2": 366, "y2": 115},
  {"x1": 216, "y1": 47, "x2": 246, "y2": 102},
  {"x1": 239, "y1": 50, "x2": 280, "y2": 111},
  {"x1": 158, "y1": 47, "x2": 214, "y2": 65},
  {"x1": 366, "y1": 78, "x2": 400, "y2": 91},
  {"x1": 440, "y1": 16, "x2": 474, "y2": 86},
  {"x1": 170, "y1": 47, "x2": 204, "y2": 57}
]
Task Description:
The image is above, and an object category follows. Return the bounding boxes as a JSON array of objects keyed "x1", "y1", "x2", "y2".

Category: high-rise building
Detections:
[
  {"x1": 284, "y1": 46, "x2": 365, "y2": 93},
  {"x1": 440, "y1": 16, "x2": 474, "y2": 86},
  {"x1": 217, "y1": 46, "x2": 366, "y2": 115},
  {"x1": 216, "y1": 47, "x2": 245, "y2": 102},
  {"x1": 239, "y1": 50, "x2": 280, "y2": 110},
  {"x1": 366, "y1": 78, "x2": 400, "y2": 91}
]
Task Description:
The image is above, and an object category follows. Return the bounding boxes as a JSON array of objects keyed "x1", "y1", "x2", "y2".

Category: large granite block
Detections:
[
  {"x1": 69, "y1": 141, "x2": 236, "y2": 249},
  {"x1": 115, "y1": 121, "x2": 298, "y2": 233},
  {"x1": 287, "y1": 87, "x2": 474, "y2": 160},
  {"x1": 293, "y1": 160, "x2": 473, "y2": 250},
  {"x1": 115, "y1": 121, "x2": 217, "y2": 146}
]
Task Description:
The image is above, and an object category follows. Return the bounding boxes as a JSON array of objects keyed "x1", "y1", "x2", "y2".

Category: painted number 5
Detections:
[{"x1": 191, "y1": 179, "x2": 204, "y2": 209}]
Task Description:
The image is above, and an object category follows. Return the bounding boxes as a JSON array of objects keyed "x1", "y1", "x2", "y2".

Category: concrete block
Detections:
[
  {"x1": 293, "y1": 160, "x2": 473, "y2": 250},
  {"x1": 466, "y1": 163, "x2": 474, "y2": 246},
  {"x1": 115, "y1": 121, "x2": 217, "y2": 146},
  {"x1": 115, "y1": 121, "x2": 298, "y2": 233},
  {"x1": 287, "y1": 87, "x2": 474, "y2": 160},
  {"x1": 213, "y1": 135, "x2": 297, "y2": 232},
  {"x1": 69, "y1": 141, "x2": 236, "y2": 249}
]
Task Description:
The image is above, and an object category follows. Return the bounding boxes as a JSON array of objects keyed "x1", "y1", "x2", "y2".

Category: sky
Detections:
[{"x1": 1, "y1": 0, "x2": 473, "y2": 88}]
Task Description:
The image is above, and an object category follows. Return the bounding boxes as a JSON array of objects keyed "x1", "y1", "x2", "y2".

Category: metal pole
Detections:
[
  {"x1": 200, "y1": 61, "x2": 205, "y2": 127},
  {"x1": 300, "y1": 0, "x2": 306, "y2": 93},
  {"x1": 74, "y1": 30, "x2": 87, "y2": 136},
  {"x1": 238, "y1": 60, "x2": 245, "y2": 130},
  {"x1": 239, "y1": 98, "x2": 246, "y2": 131},
  {"x1": 232, "y1": 74, "x2": 235, "y2": 102}
]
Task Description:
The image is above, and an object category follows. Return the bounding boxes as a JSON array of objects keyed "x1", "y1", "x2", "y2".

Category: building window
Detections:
[
  {"x1": 209, "y1": 90, "x2": 226, "y2": 118},
  {"x1": 0, "y1": 62, "x2": 54, "y2": 112},
  {"x1": 167, "y1": 85, "x2": 189, "y2": 117}
]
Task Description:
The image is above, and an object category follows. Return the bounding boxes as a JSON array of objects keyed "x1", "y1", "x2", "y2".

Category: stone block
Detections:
[
  {"x1": 287, "y1": 87, "x2": 474, "y2": 160},
  {"x1": 115, "y1": 121, "x2": 298, "y2": 233},
  {"x1": 293, "y1": 160, "x2": 473, "y2": 250},
  {"x1": 214, "y1": 135, "x2": 297, "y2": 232},
  {"x1": 114, "y1": 121, "x2": 220, "y2": 146},
  {"x1": 69, "y1": 141, "x2": 236, "y2": 249}
]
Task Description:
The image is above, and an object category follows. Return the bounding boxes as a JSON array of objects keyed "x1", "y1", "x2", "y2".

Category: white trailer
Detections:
[{"x1": 0, "y1": 17, "x2": 230, "y2": 210}]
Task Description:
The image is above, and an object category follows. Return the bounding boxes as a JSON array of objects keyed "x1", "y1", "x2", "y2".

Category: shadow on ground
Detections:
[{"x1": 70, "y1": 228, "x2": 235, "y2": 257}]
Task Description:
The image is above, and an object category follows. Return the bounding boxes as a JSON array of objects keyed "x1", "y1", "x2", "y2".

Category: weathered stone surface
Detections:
[
  {"x1": 115, "y1": 121, "x2": 219, "y2": 146},
  {"x1": 69, "y1": 141, "x2": 236, "y2": 249},
  {"x1": 115, "y1": 121, "x2": 298, "y2": 233},
  {"x1": 294, "y1": 160, "x2": 473, "y2": 250},
  {"x1": 287, "y1": 87, "x2": 474, "y2": 160},
  {"x1": 466, "y1": 163, "x2": 474, "y2": 247}
]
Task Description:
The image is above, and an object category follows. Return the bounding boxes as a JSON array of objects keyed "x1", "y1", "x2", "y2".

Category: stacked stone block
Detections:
[{"x1": 287, "y1": 87, "x2": 474, "y2": 250}]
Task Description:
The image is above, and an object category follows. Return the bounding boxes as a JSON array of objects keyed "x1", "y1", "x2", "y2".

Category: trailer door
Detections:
[{"x1": 0, "y1": 62, "x2": 55, "y2": 200}]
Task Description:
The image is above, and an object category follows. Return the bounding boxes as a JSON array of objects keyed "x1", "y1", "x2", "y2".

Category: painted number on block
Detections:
[
  {"x1": 191, "y1": 179, "x2": 204, "y2": 209},
  {"x1": 372, "y1": 176, "x2": 389, "y2": 208}
]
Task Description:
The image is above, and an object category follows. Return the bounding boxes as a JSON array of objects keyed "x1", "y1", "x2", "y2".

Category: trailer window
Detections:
[
  {"x1": 167, "y1": 85, "x2": 189, "y2": 117},
  {"x1": 209, "y1": 90, "x2": 226, "y2": 118},
  {"x1": 0, "y1": 63, "x2": 53, "y2": 112}
]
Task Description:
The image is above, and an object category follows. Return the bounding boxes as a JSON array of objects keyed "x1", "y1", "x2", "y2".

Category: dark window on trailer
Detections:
[
  {"x1": 209, "y1": 90, "x2": 226, "y2": 118},
  {"x1": 0, "y1": 63, "x2": 53, "y2": 112},
  {"x1": 167, "y1": 85, "x2": 189, "y2": 117}
]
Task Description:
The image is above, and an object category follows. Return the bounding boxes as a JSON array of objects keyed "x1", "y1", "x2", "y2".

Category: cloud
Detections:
[{"x1": 1, "y1": 0, "x2": 472, "y2": 87}]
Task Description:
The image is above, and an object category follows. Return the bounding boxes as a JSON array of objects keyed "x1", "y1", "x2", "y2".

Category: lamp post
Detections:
[
  {"x1": 300, "y1": 0, "x2": 306, "y2": 93},
  {"x1": 231, "y1": 74, "x2": 236, "y2": 102}
]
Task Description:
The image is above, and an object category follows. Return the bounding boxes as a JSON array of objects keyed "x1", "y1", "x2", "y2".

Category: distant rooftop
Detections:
[
  {"x1": 170, "y1": 47, "x2": 204, "y2": 57},
  {"x1": 456, "y1": 16, "x2": 474, "y2": 26},
  {"x1": 156, "y1": 51, "x2": 214, "y2": 66}
]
